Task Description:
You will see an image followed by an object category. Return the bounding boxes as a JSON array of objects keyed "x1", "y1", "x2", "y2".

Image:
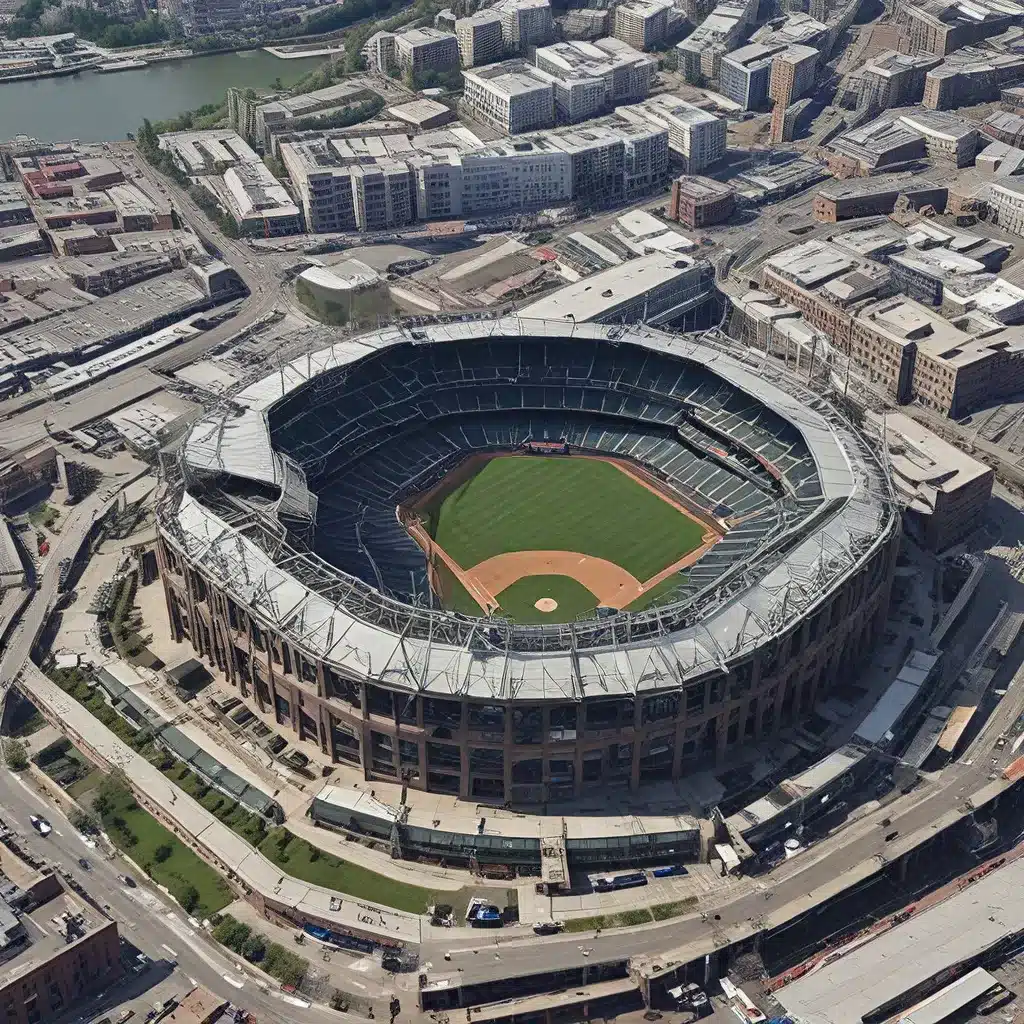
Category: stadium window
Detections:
[
  {"x1": 511, "y1": 758, "x2": 542, "y2": 784},
  {"x1": 399, "y1": 739, "x2": 420, "y2": 771},
  {"x1": 642, "y1": 694, "x2": 679, "y2": 723},
  {"x1": 367, "y1": 685, "x2": 395, "y2": 719},
  {"x1": 512, "y1": 707, "x2": 543, "y2": 744},
  {"x1": 327, "y1": 671, "x2": 361, "y2": 709},
  {"x1": 684, "y1": 683, "x2": 704, "y2": 713},
  {"x1": 470, "y1": 748, "x2": 504, "y2": 776},
  {"x1": 427, "y1": 741, "x2": 461, "y2": 771},
  {"x1": 549, "y1": 705, "x2": 578, "y2": 741},
  {"x1": 468, "y1": 704, "x2": 505, "y2": 732},
  {"x1": 423, "y1": 697, "x2": 461, "y2": 727}
]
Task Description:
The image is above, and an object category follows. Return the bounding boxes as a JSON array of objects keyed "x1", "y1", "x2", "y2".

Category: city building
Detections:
[
  {"x1": 616, "y1": 95, "x2": 726, "y2": 173},
  {"x1": 229, "y1": 80, "x2": 380, "y2": 151},
  {"x1": 719, "y1": 43, "x2": 784, "y2": 110},
  {"x1": 813, "y1": 180, "x2": 948, "y2": 221},
  {"x1": 769, "y1": 44, "x2": 819, "y2": 104},
  {"x1": 158, "y1": 130, "x2": 260, "y2": 176},
  {"x1": 986, "y1": 178, "x2": 1024, "y2": 236},
  {"x1": 825, "y1": 110, "x2": 978, "y2": 177},
  {"x1": 668, "y1": 175, "x2": 736, "y2": 228},
  {"x1": 202, "y1": 161, "x2": 302, "y2": 237},
  {"x1": 612, "y1": 0, "x2": 670, "y2": 51},
  {"x1": 676, "y1": 0, "x2": 756, "y2": 83},
  {"x1": 393, "y1": 27, "x2": 459, "y2": 77},
  {"x1": 563, "y1": 8, "x2": 609, "y2": 40},
  {"x1": 0, "y1": 443, "x2": 57, "y2": 510},
  {"x1": 897, "y1": 109, "x2": 981, "y2": 167},
  {"x1": 760, "y1": 237, "x2": 1024, "y2": 416},
  {"x1": 902, "y1": 0, "x2": 1021, "y2": 56},
  {"x1": 387, "y1": 99, "x2": 454, "y2": 130},
  {"x1": 870, "y1": 411, "x2": 993, "y2": 551},
  {"x1": 534, "y1": 39, "x2": 656, "y2": 123},
  {"x1": 456, "y1": 10, "x2": 504, "y2": 68},
  {"x1": 162, "y1": 0, "x2": 262, "y2": 36},
  {"x1": 984, "y1": 108, "x2": 1024, "y2": 147},
  {"x1": 923, "y1": 46, "x2": 1024, "y2": 110},
  {"x1": 0, "y1": 846, "x2": 122, "y2": 1024},
  {"x1": 461, "y1": 61, "x2": 556, "y2": 134},
  {"x1": 362, "y1": 31, "x2": 396, "y2": 74},
  {"x1": 494, "y1": 0, "x2": 555, "y2": 51},
  {"x1": 751, "y1": 10, "x2": 828, "y2": 49},
  {"x1": 856, "y1": 51, "x2": 941, "y2": 112}
]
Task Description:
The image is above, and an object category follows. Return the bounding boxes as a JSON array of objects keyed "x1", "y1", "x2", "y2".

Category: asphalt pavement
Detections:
[{"x1": 0, "y1": 766, "x2": 351, "y2": 1024}]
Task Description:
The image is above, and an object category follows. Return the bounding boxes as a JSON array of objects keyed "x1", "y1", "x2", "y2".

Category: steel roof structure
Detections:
[{"x1": 158, "y1": 317, "x2": 896, "y2": 703}]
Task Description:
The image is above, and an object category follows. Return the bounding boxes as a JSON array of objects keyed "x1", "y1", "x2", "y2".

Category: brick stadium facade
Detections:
[{"x1": 156, "y1": 319, "x2": 899, "y2": 805}]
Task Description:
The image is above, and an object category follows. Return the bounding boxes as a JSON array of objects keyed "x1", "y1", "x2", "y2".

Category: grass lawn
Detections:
[
  {"x1": 258, "y1": 829, "x2": 441, "y2": 914},
  {"x1": 427, "y1": 457, "x2": 705, "y2": 582},
  {"x1": 493, "y1": 575, "x2": 598, "y2": 623},
  {"x1": 623, "y1": 572, "x2": 689, "y2": 613},
  {"x1": 90, "y1": 778, "x2": 233, "y2": 918}
]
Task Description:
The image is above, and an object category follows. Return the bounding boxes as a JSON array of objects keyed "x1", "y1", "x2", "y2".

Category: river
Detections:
[{"x1": 0, "y1": 50, "x2": 326, "y2": 143}]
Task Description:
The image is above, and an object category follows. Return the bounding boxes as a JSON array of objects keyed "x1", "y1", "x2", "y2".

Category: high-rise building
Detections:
[
  {"x1": 616, "y1": 95, "x2": 726, "y2": 173},
  {"x1": 461, "y1": 61, "x2": 556, "y2": 134},
  {"x1": 534, "y1": 39, "x2": 656, "y2": 123},
  {"x1": 719, "y1": 43, "x2": 783, "y2": 110},
  {"x1": 613, "y1": 0, "x2": 671, "y2": 51},
  {"x1": 456, "y1": 10, "x2": 504, "y2": 67},
  {"x1": 902, "y1": 0, "x2": 1017, "y2": 56},
  {"x1": 393, "y1": 27, "x2": 459, "y2": 77},
  {"x1": 495, "y1": 0, "x2": 555, "y2": 51}
]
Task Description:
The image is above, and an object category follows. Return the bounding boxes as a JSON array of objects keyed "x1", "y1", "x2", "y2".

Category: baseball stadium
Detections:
[{"x1": 156, "y1": 318, "x2": 900, "y2": 805}]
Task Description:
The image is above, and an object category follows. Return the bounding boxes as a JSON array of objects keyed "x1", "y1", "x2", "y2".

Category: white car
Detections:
[{"x1": 29, "y1": 815, "x2": 51, "y2": 836}]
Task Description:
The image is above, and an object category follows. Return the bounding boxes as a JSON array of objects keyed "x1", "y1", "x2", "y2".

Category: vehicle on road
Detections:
[
  {"x1": 119, "y1": 874, "x2": 136, "y2": 887},
  {"x1": 592, "y1": 870, "x2": 648, "y2": 892},
  {"x1": 78, "y1": 857, "x2": 90, "y2": 870},
  {"x1": 533, "y1": 920, "x2": 563, "y2": 934},
  {"x1": 29, "y1": 815, "x2": 51, "y2": 836}
]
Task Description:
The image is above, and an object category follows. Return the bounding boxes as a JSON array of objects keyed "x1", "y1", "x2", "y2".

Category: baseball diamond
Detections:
[
  {"x1": 404, "y1": 454, "x2": 717, "y2": 622},
  {"x1": 159, "y1": 318, "x2": 899, "y2": 804}
]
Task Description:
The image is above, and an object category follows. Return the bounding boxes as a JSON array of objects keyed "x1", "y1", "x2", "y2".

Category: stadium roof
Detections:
[{"x1": 163, "y1": 318, "x2": 895, "y2": 702}]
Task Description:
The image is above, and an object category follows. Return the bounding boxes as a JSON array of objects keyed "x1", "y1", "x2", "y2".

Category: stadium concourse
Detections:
[{"x1": 156, "y1": 317, "x2": 898, "y2": 813}]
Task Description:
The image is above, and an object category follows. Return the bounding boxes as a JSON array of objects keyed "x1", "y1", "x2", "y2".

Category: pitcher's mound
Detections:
[{"x1": 534, "y1": 598, "x2": 558, "y2": 613}]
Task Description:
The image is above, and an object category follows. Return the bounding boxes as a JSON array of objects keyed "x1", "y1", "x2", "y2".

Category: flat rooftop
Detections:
[
  {"x1": 777, "y1": 853, "x2": 1024, "y2": 1024},
  {"x1": 519, "y1": 252, "x2": 700, "y2": 321}
]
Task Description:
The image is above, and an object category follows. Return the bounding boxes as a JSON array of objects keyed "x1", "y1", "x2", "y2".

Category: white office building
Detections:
[
  {"x1": 534, "y1": 38, "x2": 656, "y2": 123},
  {"x1": 456, "y1": 10, "x2": 504, "y2": 67},
  {"x1": 616, "y1": 95, "x2": 726, "y2": 173},
  {"x1": 461, "y1": 61, "x2": 556, "y2": 134}
]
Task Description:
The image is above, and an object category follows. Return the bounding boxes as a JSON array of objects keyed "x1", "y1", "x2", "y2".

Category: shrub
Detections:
[
  {"x1": 242, "y1": 934, "x2": 266, "y2": 962},
  {"x1": 181, "y1": 885, "x2": 200, "y2": 913},
  {"x1": 154, "y1": 843, "x2": 173, "y2": 863}
]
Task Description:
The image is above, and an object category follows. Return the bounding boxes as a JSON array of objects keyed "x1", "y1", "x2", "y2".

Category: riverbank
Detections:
[{"x1": 0, "y1": 50, "x2": 325, "y2": 142}]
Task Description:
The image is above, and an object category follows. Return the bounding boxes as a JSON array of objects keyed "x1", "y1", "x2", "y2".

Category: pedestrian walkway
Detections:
[{"x1": 20, "y1": 663, "x2": 425, "y2": 947}]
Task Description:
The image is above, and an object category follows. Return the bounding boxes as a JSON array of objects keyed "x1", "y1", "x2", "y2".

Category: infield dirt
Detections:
[{"x1": 401, "y1": 453, "x2": 722, "y2": 621}]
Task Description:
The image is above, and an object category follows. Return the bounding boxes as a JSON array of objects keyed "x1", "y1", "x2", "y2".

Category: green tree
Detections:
[
  {"x1": 154, "y1": 843, "x2": 173, "y2": 863},
  {"x1": 181, "y1": 884, "x2": 200, "y2": 913},
  {"x1": 242, "y1": 934, "x2": 267, "y2": 961},
  {"x1": 2, "y1": 740, "x2": 27, "y2": 771}
]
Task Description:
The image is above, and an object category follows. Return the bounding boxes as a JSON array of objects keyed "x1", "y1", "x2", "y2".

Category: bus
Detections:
[{"x1": 592, "y1": 871, "x2": 648, "y2": 892}]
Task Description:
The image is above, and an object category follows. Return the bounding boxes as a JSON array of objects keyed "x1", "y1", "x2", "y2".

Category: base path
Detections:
[{"x1": 467, "y1": 551, "x2": 643, "y2": 608}]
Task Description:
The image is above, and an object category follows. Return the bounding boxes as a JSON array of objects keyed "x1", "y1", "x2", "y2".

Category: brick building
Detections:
[{"x1": 668, "y1": 175, "x2": 736, "y2": 228}]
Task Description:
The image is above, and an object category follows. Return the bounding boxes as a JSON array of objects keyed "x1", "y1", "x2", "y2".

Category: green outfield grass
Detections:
[
  {"x1": 493, "y1": 575, "x2": 599, "y2": 623},
  {"x1": 426, "y1": 456, "x2": 706, "y2": 582}
]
